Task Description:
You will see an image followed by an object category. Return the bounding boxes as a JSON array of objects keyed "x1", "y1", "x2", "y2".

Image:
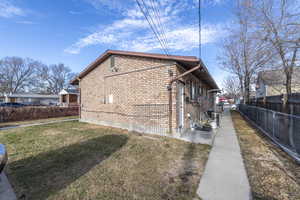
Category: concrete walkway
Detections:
[
  {"x1": 0, "y1": 118, "x2": 78, "y2": 131},
  {"x1": 197, "y1": 109, "x2": 251, "y2": 200},
  {"x1": 178, "y1": 129, "x2": 216, "y2": 145},
  {"x1": 0, "y1": 173, "x2": 16, "y2": 200}
]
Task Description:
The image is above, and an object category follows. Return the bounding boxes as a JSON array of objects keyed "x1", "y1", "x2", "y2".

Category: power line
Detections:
[
  {"x1": 143, "y1": 0, "x2": 168, "y2": 52},
  {"x1": 149, "y1": 0, "x2": 170, "y2": 53},
  {"x1": 135, "y1": 0, "x2": 170, "y2": 55},
  {"x1": 199, "y1": 0, "x2": 202, "y2": 59},
  {"x1": 139, "y1": 0, "x2": 169, "y2": 55}
]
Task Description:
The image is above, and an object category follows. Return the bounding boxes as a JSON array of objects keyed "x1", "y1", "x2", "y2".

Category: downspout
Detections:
[
  {"x1": 78, "y1": 78, "x2": 81, "y2": 120},
  {"x1": 167, "y1": 64, "x2": 202, "y2": 134}
]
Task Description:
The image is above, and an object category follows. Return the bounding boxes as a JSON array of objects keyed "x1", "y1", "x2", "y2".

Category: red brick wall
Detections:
[
  {"x1": 80, "y1": 55, "x2": 175, "y2": 134},
  {"x1": 79, "y1": 55, "x2": 214, "y2": 134}
]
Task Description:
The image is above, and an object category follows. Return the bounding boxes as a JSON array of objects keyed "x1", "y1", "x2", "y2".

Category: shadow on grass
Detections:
[
  {"x1": 163, "y1": 132, "x2": 209, "y2": 200},
  {"x1": 6, "y1": 134, "x2": 128, "y2": 200},
  {"x1": 179, "y1": 142, "x2": 198, "y2": 195}
]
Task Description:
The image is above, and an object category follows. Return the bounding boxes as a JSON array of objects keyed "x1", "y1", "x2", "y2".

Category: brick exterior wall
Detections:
[
  {"x1": 175, "y1": 65, "x2": 213, "y2": 130},
  {"x1": 79, "y1": 55, "x2": 214, "y2": 135}
]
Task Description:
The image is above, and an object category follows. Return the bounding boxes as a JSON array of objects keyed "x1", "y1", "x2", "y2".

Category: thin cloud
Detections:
[
  {"x1": 84, "y1": 0, "x2": 131, "y2": 11},
  {"x1": 65, "y1": 0, "x2": 226, "y2": 54},
  {"x1": 69, "y1": 11, "x2": 82, "y2": 15},
  {"x1": 0, "y1": 0, "x2": 24, "y2": 18},
  {"x1": 16, "y1": 20, "x2": 36, "y2": 25},
  {"x1": 120, "y1": 24, "x2": 225, "y2": 52},
  {"x1": 193, "y1": 0, "x2": 226, "y2": 6}
]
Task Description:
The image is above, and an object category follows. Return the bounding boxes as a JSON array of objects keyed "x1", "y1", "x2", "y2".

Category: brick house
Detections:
[{"x1": 71, "y1": 50, "x2": 218, "y2": 136}]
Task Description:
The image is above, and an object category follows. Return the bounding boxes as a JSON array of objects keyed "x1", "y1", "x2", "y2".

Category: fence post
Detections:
[
  {"x1": 272, "y1": 111, "x2": 276, "y2": 138},
  {"x1": 282, "y1": 94, "x2": 288, "y2": 113},
  {"x1": 289, "y1": 104, "x2": 295, "y2": 150}
]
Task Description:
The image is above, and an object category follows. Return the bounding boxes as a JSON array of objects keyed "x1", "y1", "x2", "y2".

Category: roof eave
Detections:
[{"x1": 73, "y1": 50, "x2": 199, "y2": 82}]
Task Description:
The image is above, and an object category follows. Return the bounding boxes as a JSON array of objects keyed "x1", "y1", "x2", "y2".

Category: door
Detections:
[{"x1": 178, "y1": 83, "x2": 185, "y2": 129}]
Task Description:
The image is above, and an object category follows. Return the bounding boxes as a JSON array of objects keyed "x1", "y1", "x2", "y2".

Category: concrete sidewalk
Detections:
[
  {"x1": 0, "y1": 118, "x2": 78, "y2": 131},
  {"x1": 0, "y1": 173, "x2": 16, "y2": 200},
  {"x1": 197, "y1": 109, "x2": 251, "y2": 200}
]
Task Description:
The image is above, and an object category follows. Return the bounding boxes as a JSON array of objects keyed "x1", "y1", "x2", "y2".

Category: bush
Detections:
[{"x1": 0, "y1": 106, "x2": 78, "y2": 123}]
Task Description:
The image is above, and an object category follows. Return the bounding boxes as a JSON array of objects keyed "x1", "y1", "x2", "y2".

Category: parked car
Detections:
[
  {"x1": 0, "y1": 102, "x2": 26, "y2": 107},
  {"x1": 231, "y1": 104, "x2": 237, "y2": 110}
]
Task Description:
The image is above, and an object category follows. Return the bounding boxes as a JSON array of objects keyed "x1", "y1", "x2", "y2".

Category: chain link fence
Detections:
[{"x1": 239, "y1": 104, "x2": 300, "y2": 163}]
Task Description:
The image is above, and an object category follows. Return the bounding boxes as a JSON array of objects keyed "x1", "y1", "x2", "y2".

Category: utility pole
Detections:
[{"x1": 198, "y1": 0, "x2": 202, "y2": 59}]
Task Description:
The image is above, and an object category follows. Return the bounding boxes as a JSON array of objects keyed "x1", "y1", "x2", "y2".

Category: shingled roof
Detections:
[{"x1": 71, "y1": 50, "x2": 218, "y2": 89}]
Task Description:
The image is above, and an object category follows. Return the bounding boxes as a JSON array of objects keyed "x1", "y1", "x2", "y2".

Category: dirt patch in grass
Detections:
[
  {"x1": 231, "y1": 111, "x2": 300, "y2": 200},
  {"x1": 0, "y1": 121, "x2": 210, "y2": 200}
]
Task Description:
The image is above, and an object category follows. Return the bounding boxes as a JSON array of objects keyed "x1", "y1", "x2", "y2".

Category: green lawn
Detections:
[{"x1": 0, "y1": 121, "x2": 210, "y2": 200}]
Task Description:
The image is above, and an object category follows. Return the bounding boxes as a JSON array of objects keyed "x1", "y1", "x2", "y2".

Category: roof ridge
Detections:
[{"x1": 106, "y1": 49, "x2": 198, "y2": 59}]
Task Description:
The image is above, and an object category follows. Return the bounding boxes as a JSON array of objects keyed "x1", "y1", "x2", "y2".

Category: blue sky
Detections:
[{"x1": 0, "y1": 0, "x2": 234, "y2": 86}]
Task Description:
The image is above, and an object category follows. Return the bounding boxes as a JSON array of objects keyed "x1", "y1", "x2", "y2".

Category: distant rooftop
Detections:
[
  {"x1": 258, "y1": 67, "x2": 300, "y2": 85},
  {"x1": 3, "y1": 93, "x2": 59, "y2": 98}
]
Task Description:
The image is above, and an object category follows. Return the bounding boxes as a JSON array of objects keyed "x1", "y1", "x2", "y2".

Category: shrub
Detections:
[{"x1": 0, "y1": 106, "x2": 78, "y2": 123}]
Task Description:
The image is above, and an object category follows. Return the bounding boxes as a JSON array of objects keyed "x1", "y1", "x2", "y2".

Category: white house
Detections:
[
  {"x1": 59, "y1": 89, "x2": 79, "y2": 107},
  {"x1": 0, "y1": 93, "x2": 59, "y2": 106}
]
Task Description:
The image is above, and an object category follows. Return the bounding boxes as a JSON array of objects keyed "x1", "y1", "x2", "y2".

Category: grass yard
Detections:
[
  {"x1": 231, "y1": 111, "x2": 300, "y2": 200},
  {"x1": 0, "y1": 121, "x2": 210, "y2": 200}
]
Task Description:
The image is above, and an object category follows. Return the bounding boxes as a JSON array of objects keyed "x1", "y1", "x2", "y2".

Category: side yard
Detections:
[
  {"x1": 0, "y1": 116, "x2": 78, "y2": 129},
  {"x1": 231, "y1": 111, "x2": 300, "y2": 200},
  {"x1": 0, "y1": 121, "x2": 210, "y2": 200}
]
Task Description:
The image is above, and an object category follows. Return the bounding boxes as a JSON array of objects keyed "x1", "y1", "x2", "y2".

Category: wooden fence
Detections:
[
  {"x1": 248, "y1": 93, "x2": 300, "y2": 116},
  {"x1": 0, "y1": 106, "x2": 79, "y2": 123}
]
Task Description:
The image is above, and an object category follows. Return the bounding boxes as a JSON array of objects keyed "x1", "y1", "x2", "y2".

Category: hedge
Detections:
[{"x1": 0, "y1": 106, "x2": 79, "y2": 123}]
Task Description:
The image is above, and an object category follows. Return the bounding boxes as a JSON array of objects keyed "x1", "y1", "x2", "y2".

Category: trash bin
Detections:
[
  {"x1": 216, "y1": 113, "x2": 220, "y2": 127},
  {"x1": 0, "y1": 144, "x2": 7, "y2": 174},
  {"x1": 207, "y1": 110, "x2": 214, "y2": 119}
]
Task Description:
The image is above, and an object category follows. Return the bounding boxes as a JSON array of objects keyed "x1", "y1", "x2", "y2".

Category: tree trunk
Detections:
[
  {"x1": 285, "y1": 71, "x2": 292, "y2": 95},
  {"x1": 244, "y1": 76, "x2": 250, "y2": 104},
  {"x1": 239, "y1": 77, "x2": 244, "y2": 97}
]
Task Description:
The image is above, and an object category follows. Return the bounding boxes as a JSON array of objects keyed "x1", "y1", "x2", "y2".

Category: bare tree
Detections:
[
  {"x1": 36, "y1": 64, "x2": 76, "y2": 94},
  {"x1": 245, "y1": 0, "x2": 300, "y2": 94},
  {"x1": 0, "y1": 57, "x2": 42, "y2": 93},
  {"x1": 219, "y1": 0, "x2": 273, "y2": 103},
  {"x1": 222, "y1": 76, "x2": 241, "y2": 101},
  {"x1": 219, "y1": 37, "x2": 244, "y2": 98}
]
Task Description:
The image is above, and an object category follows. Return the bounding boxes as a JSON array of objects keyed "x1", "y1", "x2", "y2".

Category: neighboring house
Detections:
[
  {"x1": 59, "y1": 89, "x2": 79, "y2": 107},
  {"x1": 0, "y1": 94, "x2": 4, "y2": 103},
  {"x1": 71, "y1": 50, "x2": 218, "y2": 135},
  {"x1": 256, "y1": 68, "x2": 300, "y2": 98},
  {"x1": 1, "y1": 93, "x2": 59, "y2": 106}
]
